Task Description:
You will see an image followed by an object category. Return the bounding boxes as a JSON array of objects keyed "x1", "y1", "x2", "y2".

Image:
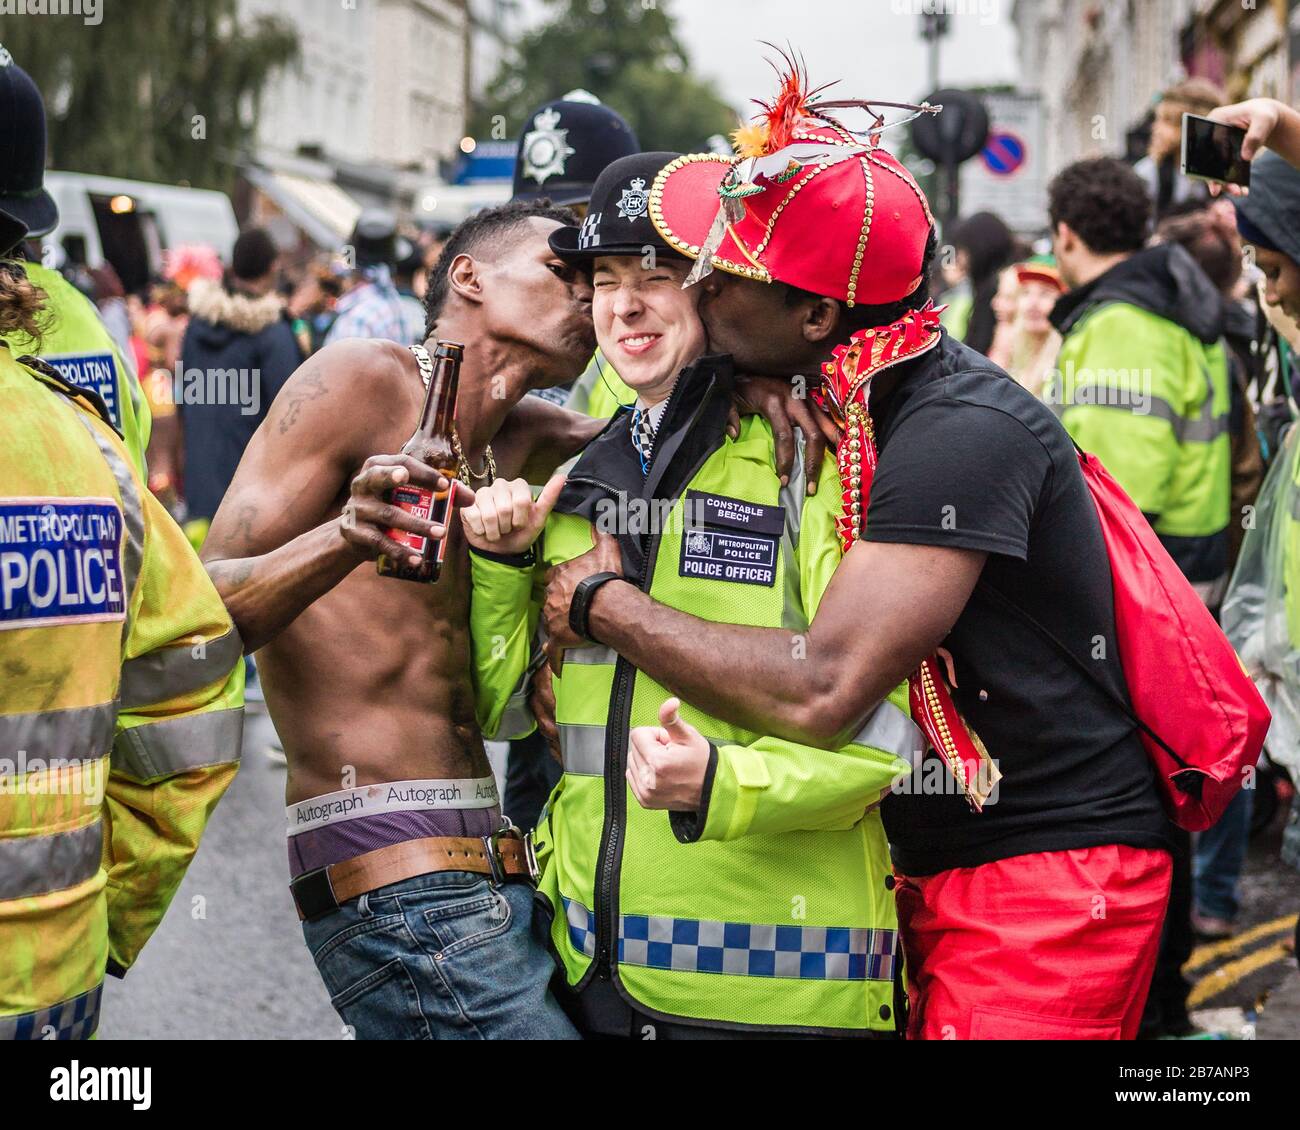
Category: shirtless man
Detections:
[{"x1": 202, "y1": 202, "x2": 600, "y2": 1040}]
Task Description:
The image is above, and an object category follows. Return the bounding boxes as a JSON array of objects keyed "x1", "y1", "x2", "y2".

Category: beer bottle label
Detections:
[{"x1": 385, "y1": 483, "x2": 455, "y2": 556}]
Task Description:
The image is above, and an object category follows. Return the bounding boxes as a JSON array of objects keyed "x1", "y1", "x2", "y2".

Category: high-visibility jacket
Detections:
[
  {"x1": 939, "y1": 289, "x2": 973, "y2": 343},
  {"x1": 1050, "y1": 247, "x2": 1232, "y2": 587},
  {"x1": 1283, "y1": 428, "x2": 1300, "y2": 651},
  {"x1": 0, "y1": 346, "x2": 243, "y2": 1040},
  {"x1": 2, "y1": 262, "x2": 152, "y2": 480},
  {"x1": 470, "y1": 355, "x2": 918, "y2": 1035},
  {"x1": 565, "y1": 348, "x2": 634, "y2": 419}
]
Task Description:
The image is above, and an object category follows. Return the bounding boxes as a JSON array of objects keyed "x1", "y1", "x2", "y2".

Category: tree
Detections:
[
  {"x1": 2, "y1": 3, "x2": 298, "y2": 192},
  {"x1": 471, "y1": 0, "x2": 737, "y2": 153}
]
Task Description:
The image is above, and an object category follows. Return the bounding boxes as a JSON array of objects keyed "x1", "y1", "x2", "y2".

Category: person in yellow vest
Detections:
[
  {"x1": 0, "y1": 208, "x2": 245, "y2": 1040},
  {"x1": 0, "y1": 46, "x2": 152, "y2": 481},
  {"x1": 502, "y1": 93, "x2": 641, "y2": 827}
]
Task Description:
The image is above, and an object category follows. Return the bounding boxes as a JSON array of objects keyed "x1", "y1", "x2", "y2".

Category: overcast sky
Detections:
[{"x1": 667, "y1": 0, "x2": 1021, "y2": 118}]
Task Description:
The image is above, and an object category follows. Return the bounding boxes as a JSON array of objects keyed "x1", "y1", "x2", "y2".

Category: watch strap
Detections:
[{"x1": 568, "y1": 571, "x2": 623, "y2": 642}]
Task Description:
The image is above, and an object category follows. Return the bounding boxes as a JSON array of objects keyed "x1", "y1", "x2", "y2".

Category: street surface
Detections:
[{"x1": 102, "y1": 708, "x2": 1300, "y2": 1039}]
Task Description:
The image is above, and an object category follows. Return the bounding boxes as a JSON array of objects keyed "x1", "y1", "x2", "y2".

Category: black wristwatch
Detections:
[{"x1": 568, "y1": 572, "x2": 624, "y2": 642}]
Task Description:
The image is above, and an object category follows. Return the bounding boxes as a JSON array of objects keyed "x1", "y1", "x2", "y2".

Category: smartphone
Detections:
[{"x1": 1180, "y1": 113, "x2": 1251, "y2": 188}]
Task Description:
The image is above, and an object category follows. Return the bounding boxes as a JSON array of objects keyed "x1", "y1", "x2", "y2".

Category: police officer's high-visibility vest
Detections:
[
  {"x1": 565, "y1": 348, "x2": 635, "y2": 419},
  {"x1": 471, "y1": 358, "x2": 918, "y2": 1034},
  {"x1": 3, "y1": 262, "x2": 152, "y2": 480},
  {"x1": 1282, "y1": 427, "x2": 1300, "y2": 653},
  {"x1": 1053, "y1": 301, "x2": 1232, "y2": 585},
  {"x1": 0, "y1": 347, "x2": 242, "y2": 1040}
]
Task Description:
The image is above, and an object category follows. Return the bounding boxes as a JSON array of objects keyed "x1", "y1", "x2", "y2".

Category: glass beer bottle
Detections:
[{"x1": 376, "y1": 341, "x2": 463, "y2": 583}]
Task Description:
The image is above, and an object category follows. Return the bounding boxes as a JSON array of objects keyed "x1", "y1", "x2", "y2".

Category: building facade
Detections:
[
  {"x1": 240, "y1": 0, "x2": 469, "y2": 172},
  {"x1": 235, "y1": 0, "x2": 472, "y2": 244},
  {"x1": 1012, "y1": 0, "x2": 1291, "y2": 174},
  {"x1": 371, "y1": 0, "x2": 472, "y2": 173}
]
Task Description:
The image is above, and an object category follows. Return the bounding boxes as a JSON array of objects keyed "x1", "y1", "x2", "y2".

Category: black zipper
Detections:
[
  {"x1": 556, "y1": 469, "x2": 629, "y2": 981},
  {"x1": 564, "y1": 474, "x2": 624, "y2": 497},
  {"x1": 587, "y1": 374, "x2": 717, "y2": 983}
]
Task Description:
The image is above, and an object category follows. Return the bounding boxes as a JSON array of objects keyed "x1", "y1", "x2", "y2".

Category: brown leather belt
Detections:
[{"x1": 290, "y1": 830, "x2": 536, "y2": 922}]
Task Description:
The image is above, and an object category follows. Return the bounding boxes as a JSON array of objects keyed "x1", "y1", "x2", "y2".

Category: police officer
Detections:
[
  {"x1": 461, "y1": 153, "x2": 919, "y2": 1037},
  {"x1": 0, "y1": 207, "x2": 244, "y2": 1040},
  {"x1": 0, "y1": 46, "x2": 153, "y2": 480},
  {"x1": 511, "y1": 90, "x2": 640, "y2": 417},
  {"x1": 504, "y1": 92, "x2": 640, "y2": 829}
]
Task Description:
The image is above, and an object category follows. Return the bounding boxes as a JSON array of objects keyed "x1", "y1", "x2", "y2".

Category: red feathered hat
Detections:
[{"x1": 649, "y1": 52, "x2": 939, "y2": 307}]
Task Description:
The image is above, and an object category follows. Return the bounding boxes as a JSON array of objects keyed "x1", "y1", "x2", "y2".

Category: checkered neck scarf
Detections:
[{"x1": 629, "y1": 396, "x2": 670, "y2": 475}]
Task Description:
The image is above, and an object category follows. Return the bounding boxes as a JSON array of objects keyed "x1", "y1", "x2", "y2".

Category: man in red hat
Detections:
[{"x1": 539, "y1": 68, "x2": 1173, "y2": 1039}]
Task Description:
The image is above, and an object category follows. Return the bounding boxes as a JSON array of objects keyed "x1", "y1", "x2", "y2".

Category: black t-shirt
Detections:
[{"x1": 867, "y1": 335, "x2": 1170, "y2": 875}]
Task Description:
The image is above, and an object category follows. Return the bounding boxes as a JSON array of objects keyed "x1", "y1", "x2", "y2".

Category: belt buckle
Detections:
[
  {"x1": 523, "y1": 830, "x2": 540, "y2": 884},
  {"x1": 290, "y1": 866, "x2": 339, "y2": 921},
  {"x1": 482, "y1": 817, "x2": 516, "y2": 886}
]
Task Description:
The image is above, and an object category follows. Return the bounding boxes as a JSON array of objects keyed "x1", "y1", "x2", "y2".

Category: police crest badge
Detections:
[
  {"x1": 617, "y1": 177, "x2": 649, "y2": 221},
  {"x1": 521, "y1": 107, "x2": 575, "y2": 186}
]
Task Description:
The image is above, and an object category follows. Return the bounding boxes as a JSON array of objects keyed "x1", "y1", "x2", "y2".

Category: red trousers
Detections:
[{"x1": 895, "y1": 844, "x2": 1172, "y2": 1040}]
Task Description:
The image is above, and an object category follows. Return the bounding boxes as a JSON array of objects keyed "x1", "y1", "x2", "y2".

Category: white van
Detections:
[{"x1": 42, "y1": 171, "x2": 239, "y2": 293}]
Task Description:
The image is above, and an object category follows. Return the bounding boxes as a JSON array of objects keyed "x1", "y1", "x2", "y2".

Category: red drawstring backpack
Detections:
[
  {"x1": 820, "y1": 307, "x2": 1271, "y2": 832},
  {"x1": 1045, "y1": 449, "x2": 1271, "y2": 831}
]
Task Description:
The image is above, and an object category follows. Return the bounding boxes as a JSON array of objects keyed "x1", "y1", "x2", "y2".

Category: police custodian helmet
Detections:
[
  {"x1": 511, "y1": 94, "x2": 640, "y2": 208},
  {"x1": 0, "y1": 45, "x2": 59, "y2": 239},
  {"x1": 548, "y1": 152, "x2": 683, "y2": 264}
]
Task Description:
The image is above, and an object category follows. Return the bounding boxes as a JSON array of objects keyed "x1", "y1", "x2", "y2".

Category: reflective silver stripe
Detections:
[
  {"x1": 0, "y1": 701, "x2": 116, "y2": 760},
  {"x1": 495, "y1": 683, "x2": 537, "y2": 742},
  {"x1": 558, "y1": 723, "x2": 605, "y2": 776},
  {"x1": 113, "y1": 706, "x2": 243, "y2": 780},
  {"x1": 0, "y1": 820, "x2": 102, "y2": 901},
  {"x1": 781, "y1": 432, "x2": 808, "y2": 550},
  {"x1": 1057, "y1": 389, "x2": 1228, "y2": 443},
  {"x1": 778, "y1": 436, "x2": 810, "y2": 633},
  {"x1": 565, "y1": 645, "x2": 617, "y2": 666},
  {"x1": 118, "y1": 626, "x2": 244, "y2": 710},
  {"x1": 564, "y1": 723, "x2": 737, "y2": 777},
  {"x1": 74, "y1": 413, "x2": 145, "y2": 646},
  {"x1": 852, "y1": 699, "x2": 924, "y2": 758},
  {"x1": 1141, "y1": 395, "x2": 1183, "y2": 430},
  {"x1": 1180, "y1": 413, "x2": 1229, "y2": 443},
  {"x1": 0, "y1": 982, "x2": 103, "y2": 1040}
]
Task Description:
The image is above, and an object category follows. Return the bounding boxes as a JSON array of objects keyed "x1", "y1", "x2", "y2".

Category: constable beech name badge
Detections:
[
  {"x1": 679, "y1": 490, "x2": 783, "y2": 588},
  {"x1": 47, "y1": 354, "x2": 120, "y2": 429},
  {"x1": 0, "y1": 499, "x2": 126, "y2": 630}
]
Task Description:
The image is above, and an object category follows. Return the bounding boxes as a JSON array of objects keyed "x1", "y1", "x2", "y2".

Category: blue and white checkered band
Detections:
[
  {"x1": 0, "y1": 983, "x2": 103, "y2": 1040},
  {"x1": 578, "y1": 212, "x2": 602, "y2": 250},
  {"x1": 562, "y1": 898, "x2": 897, "y2": 981}
]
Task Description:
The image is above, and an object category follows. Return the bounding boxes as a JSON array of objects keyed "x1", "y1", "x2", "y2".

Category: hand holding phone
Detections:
[{"x1": 1181, "y1": 113, "x2": 1252, "y2": 188}]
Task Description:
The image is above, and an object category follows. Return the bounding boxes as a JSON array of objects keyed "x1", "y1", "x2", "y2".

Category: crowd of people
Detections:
[{"x1": 2, "y1": 38, "x2": 1299, "y2": 1044}]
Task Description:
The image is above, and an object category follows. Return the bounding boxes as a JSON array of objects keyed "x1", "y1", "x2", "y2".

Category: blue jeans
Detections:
[
  {"x1": 302, "y1": 871, "x2": 578, "y2": 1040},
  {"x1": 1193, "y1": 786, "x2": 1254, "y2": 921}
]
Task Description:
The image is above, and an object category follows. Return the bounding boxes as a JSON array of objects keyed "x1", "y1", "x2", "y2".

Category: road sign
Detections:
[
  {"x1": 959, "y1": 92, "x2": 1046, "y2": 234},
  {"x1": 982, "y1": 131, "x2": 1026, "y2": 176}
]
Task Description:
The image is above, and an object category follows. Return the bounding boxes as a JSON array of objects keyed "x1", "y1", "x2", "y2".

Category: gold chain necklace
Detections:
[{"x1": 451, "y1": 424, "x2": 496, "y2": 485}]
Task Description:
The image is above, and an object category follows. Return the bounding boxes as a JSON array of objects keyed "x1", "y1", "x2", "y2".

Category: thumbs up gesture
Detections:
[
  {"x1": 460, "y1": 473, "x2": 566, "y2": 558},
  {"x1": 626, "y1": 697, "x2": 711, "y2": 812}
]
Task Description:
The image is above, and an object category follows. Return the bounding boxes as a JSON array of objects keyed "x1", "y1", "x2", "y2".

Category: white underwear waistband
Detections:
[{"x1": 286, "y1": 777, "x2": 500, "y2": 836}]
